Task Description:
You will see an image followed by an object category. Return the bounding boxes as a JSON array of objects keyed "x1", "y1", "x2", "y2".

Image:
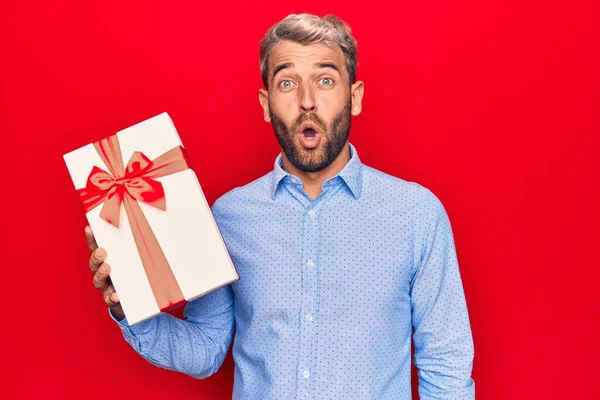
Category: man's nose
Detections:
[{"x1": 299, "y1": 83, "x2": 316, "y2": 112}]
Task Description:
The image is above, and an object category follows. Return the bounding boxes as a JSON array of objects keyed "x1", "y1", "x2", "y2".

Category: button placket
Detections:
[{"x1": 297, "y1": 201, "x2": 322, "y2": 399}]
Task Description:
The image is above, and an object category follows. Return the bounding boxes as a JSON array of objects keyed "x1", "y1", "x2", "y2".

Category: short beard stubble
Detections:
[{"x1": 270, "y1": 98, "x2": 352, "y2": 173}]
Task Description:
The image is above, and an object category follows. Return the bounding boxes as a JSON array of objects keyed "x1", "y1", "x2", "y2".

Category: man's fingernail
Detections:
[{"x1": 96, "y1": 249, "x2": 104, "y2": 257}]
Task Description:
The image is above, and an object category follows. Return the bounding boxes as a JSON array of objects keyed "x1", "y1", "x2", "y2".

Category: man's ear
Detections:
[
  {"x1": 258, "y1": 88, "x2": 271, "y2": 122},
  {"x1": 350, "y1": 80, "x2": 364, "y2": 116}
]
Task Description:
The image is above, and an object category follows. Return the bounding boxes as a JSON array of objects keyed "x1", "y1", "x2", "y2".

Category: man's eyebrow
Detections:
[
  {"x1": 272, "y1": 62, "x2": 293, "y2": 79},
  {"x1": 315, "y1": 62, "x2": 340, "y2": 73}
]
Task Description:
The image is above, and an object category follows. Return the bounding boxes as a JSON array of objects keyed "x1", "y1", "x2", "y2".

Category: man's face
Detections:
[{"x1": 259, "y1": 40, "x2": 363, "y2": 173}]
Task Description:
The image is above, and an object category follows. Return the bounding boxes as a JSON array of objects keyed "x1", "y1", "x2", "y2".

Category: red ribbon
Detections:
[{"x1": 78, "y1": 134, "x2": 192, "y2": 311}]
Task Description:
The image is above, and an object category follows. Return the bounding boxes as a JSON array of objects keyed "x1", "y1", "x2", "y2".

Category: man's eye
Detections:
[
  {"x1": 280, "y1": 80, "x2": 293, "y2": 89},
  {"x1": 320, "y1": 78, "x2": 334, "y2": 85}
]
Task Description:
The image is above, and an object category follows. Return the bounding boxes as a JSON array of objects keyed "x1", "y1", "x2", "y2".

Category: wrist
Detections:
[{"x1": 110, "y1": 306, "x2": 125, "y2": 321}]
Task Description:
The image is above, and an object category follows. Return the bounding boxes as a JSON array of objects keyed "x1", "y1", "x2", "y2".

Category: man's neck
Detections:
[{"x1": 281, "y1": 142, "x2": 351, "y2": 200}]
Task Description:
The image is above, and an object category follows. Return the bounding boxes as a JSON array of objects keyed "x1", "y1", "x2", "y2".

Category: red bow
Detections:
[
  {"x1": 78, "y1": 152, "x2": 166, "y2": 227},
  {"x1": 77, "y1": 136, "x2": 191, "y2": 227}
]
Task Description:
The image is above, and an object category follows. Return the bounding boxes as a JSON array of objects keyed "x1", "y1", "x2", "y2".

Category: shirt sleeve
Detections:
[
  {"x1": 108, "y1": 283, "x2": 235, "y2": 380},
  {"x1": 410, "y1": 191, "x2": 475, "y2": 399}
]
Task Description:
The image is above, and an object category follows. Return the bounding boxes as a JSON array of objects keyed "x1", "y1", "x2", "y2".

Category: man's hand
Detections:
[{"x1": 86, "y1": 226, "x2": 125, "y2": 321}]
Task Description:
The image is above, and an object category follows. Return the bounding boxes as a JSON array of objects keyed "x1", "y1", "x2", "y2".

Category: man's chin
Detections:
[
  {"x1": 295, "y1": 143, "x2": 325, "y2": 158},
  {"x1": 280, "y1": 136, "x2": 333, "y2": 172},
  {"x1": 291, "y1": 154, "x2": 329, "y2": 173}
]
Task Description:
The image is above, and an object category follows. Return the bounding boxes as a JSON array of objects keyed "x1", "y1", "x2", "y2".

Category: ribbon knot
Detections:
[{"x1": 77, "y1": 146, "x2": 186, "y2": 227}]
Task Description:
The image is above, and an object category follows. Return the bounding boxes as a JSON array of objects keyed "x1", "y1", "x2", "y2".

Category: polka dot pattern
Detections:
[{"x1": 111, "y1": 143, "x2": 475, "y2": 399}]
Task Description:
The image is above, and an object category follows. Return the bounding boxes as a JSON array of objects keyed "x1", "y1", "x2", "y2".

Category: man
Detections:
[{"x1": 87, "y1": 13, "x2": 475, "y2": 400}]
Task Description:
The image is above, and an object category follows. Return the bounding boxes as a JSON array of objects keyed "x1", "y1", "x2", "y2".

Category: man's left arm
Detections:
[{"x1": 410, "y1": 191, "x2": 475, "y2": 399}]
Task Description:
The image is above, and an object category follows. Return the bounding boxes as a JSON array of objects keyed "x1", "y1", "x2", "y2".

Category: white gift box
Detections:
[{"x1": 63, "y1": 112, "x2": 239, "y2": 325}]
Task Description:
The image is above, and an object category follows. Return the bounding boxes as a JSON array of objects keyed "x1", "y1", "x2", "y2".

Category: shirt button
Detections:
[
  {"x1": 308, "y1": 209, "x2": 316, "y2": 217},
  {"x1": 305, "y1": 313, "x2": 313, "y2": 322},
  {"x1": 307, "y1": 259, "x2": 315, "y2": 268},
  {"x1": 303, "y1": 370, "x2": 310, "y2": 379}
]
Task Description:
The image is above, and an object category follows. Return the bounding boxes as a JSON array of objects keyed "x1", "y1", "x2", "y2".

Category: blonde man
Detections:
[{"x1": 87, "y1": 13, "x2": 475, "y2": 400}]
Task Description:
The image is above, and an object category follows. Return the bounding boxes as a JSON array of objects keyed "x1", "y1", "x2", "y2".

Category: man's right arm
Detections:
[
  {"x1": 86, "y1": 225, "x2": 235, "y2": 380},
  {"x1": 109, "y1": 284, "x2": 235, "y2": 380}
]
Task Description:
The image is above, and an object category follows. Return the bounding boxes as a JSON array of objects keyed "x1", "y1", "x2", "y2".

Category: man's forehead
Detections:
[{"x1": 269, "y1": 40, "x2": 345, "y2": 69}]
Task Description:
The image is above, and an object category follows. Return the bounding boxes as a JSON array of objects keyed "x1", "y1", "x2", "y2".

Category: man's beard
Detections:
[{"x1": 269, "y1": 99, "x2": 352, "y2": 173}]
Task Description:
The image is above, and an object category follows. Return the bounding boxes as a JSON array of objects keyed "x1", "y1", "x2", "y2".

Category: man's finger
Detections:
[
  {"x1": 88, "y1": 248, "x2": 106, "y2": 274},
  {"x1": 104, "y1": 288, "x2": 120, "y2": 307},
  {"x1": 92, "y1": 262, "x2": 110, "y2": 291},
  {"x1": 85, "y1": 226, "x2": 98, "y2": 252}
]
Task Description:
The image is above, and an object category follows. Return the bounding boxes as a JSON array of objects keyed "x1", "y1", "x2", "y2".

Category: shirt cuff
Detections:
[{"x1": 108, "y1": 308, "x2": 134, "y2": 336}]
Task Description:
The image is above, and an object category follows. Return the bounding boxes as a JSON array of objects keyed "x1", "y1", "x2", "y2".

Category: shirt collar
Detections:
[{"x1": 270, "y1": 142, "x2": 363, "y2": 200}]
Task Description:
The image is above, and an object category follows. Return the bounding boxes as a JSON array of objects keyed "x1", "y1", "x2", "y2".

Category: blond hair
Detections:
[{"x1": 259, "y1": 13, "x2": 358, "y2": 89}]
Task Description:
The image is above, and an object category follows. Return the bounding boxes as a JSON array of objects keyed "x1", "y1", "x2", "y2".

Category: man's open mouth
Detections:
[
  {"x1": 303, "y1": 127, "x2": 317, "y2": 138},
  {"x1": 297, "y1": 122, "x2": 322, "y2": 148}
]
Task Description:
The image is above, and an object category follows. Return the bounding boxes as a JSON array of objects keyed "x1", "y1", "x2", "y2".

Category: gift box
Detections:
[{"x1": 63, "y1": 112, "x2": 239, "y2": 325}]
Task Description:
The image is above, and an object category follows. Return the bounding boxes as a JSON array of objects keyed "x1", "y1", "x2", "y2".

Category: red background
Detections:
[{"x1": 2, "y1": 1, "x2": 598, "y2": 398}]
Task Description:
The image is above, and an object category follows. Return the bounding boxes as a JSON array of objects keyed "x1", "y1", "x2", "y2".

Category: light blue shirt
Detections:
[{"x1": 110, "y1": 143, "x2": 475, "y2": 399}]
